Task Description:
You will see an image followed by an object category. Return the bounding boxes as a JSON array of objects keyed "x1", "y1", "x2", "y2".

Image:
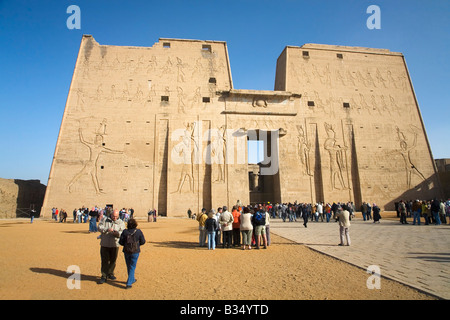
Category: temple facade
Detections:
[{"x1": 41, "y1": 35, "x2": 442, "y2": 216}]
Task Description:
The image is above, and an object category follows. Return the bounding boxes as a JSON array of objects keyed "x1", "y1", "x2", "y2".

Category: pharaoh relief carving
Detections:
[
  {"x1": 94, "y1": 84, "x2": 103, "y2": 101},
  {"x1": 146, "y1": 85, "x2": 157, "y2": 103},
  {"x1": 147, "y1": 55, "x2": 158, "y2": 74},
  {"x1": 68, "y1": 122, "x2": 123, "y2": 194},
  {"x1": 177, "y1": 87, "x2": 188, "y2": 114},
  {"x1": 176, "y1": 57, "x2": 186, "y2": 83},
  {"x1": 172, "y1": 122, "x2": 198, "y2": 193},
  {"x1": 207, "y1": 56, "x2": 226, "y2": 75},
  {"x1": 324, "y1": 122, "x2": 349, "y2": 190},
  {"x1": 375, "y1": 68, "x2": 387, "y2": 88},
  {"x1": 133, "y1": 84, "x2": 144, "y2": 102},
  {"x1": 191, "y1": 58, "x2": 204, "y2": 78},
  {"x1": 211, "y1": 125, "x2": 226, "y2": 183},
  {"x1": 395, "y1": 125, "x2": 426, "y2": 188},
  {"x1": 134, "y1": 55, "x2": 146, "y2": 73},
  {"x1": 161, "y1": 57, "x2": 173, "y2": 76},
  {"x1": 191, "y1": 87, "x2": 202, "y2": 108},
  {"x1": 122, "y1": 83, "x2": 130, "y2": 101},
  {"x1": 76, "y1": 87, "x2": 86, "y2": 112},
  {"x1": 296, "y1": 125, "x2": 312, "y2": 177},
  {"x1": 108, "y1": 84, "x2": 117, "y2": 102}
]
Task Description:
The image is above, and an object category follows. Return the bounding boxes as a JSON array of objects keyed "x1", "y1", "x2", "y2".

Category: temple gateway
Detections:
[{"x1": 42, "y1": 35, "x2": 442, "y2": 216}]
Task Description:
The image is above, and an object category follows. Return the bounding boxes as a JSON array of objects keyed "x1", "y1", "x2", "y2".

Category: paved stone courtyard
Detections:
[{"x1": 270, "y1": 216, "x2": 450, "y2": 299}]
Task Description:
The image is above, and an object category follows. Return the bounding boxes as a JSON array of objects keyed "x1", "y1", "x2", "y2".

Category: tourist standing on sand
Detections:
[
  {"x1": 431, "y1": 198, "x2": 441, "y2": 225},
  {"x1": 240, "y1": 206, "x2": 253, "y2": 250},
  {"x1": 214, "y1": 207, "x2": 222, "y2": 246},
  {"x1": 336, "y1": 205, "x2": 351, "y2": 246},
  {"x1": 439, "y1": 200, "x2": 446, "y2": 224},
  {"x1": 302, "y1": 204, "x2": 309, "y2": 228},
  {"x1": 252, "y1": 205, "x2": 267, "y2": 249},
  {"x1": 412, "y1": 200, "x2": 422, "y2": 225},
  {"x1": 220, "y1": 206, "x2": 234, "y2": 248},
  {"x1": 265, "y1": 207, "x2": 271, "y2": 246},
  {"x1": 399, "y1": 200, "x2": 407, "y2": 224},
  {"x1": 89, "y1": 208, "x2": 98, "y2": 232},
  {"x1": 372, "y1": 203, "x2": 381, "y2": 223},
  {"x1": 231, "y1": 206, "x2": 241, "y2": 248},
  {"x1": 119, "y1": 218, "x2": 146, "y2": 289},
  {"x1": 30, "y1": 208, "x2": 37, "y2": 223},
  {"x1": 98, "y1": 209, "x2": 125, "y2": 284},
  {"x1": 205, "y1": 211, "x2": 218, "y2": 250},
  {"x1": 197, "y1": 208, "x2": 208, "y2": 247}
]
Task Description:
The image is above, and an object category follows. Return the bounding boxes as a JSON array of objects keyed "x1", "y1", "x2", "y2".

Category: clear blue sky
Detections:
[{"x1": 1, "y1": 0, "x2": 449, "y2": 185}]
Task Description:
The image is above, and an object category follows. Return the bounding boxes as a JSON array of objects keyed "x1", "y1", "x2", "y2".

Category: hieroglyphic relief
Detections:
[
  {"x1": 395, "y1": 125, "x2": 426, "y2": 188},
  {"x1": 161, "y1": 57, "x2": 173, "y2": 76},
  {"x1": 191, "y1": 58, "x2": 204, "y2": 78},
  {"x1": 293, "y1": 58, "x2": 409, "y2": 92},
  {"x1": 290, "y1": 51, "x2": 415, "y2": 119},
  {"x1": 43, "y1": 37, "x2": 442, "y2": 218},
  {"x1": 68, "y1": 123, "x2": 123, "y2": 194},
  {"x1": 147, "y1": 55, "x2": 158, "y2": 74},
  {"x1": 76, "y1": 87, "x2": 86, "y2": 112},
  {"x1": 211, "y1": 125, "x2": 226, "y2": 183},
  {"x1": 177, "y1": 87, "x2": 187, "y2": 113},
  {"x1": 76, "y1": 42, "x2": 228, "y2": 114},
  {"x1": 296, "y1": 124, "x2": 312, "y2": 177},
  {"x1": 172, "y1": 122, "x2": 197, "y2": 193},
  {"x1": 324, "y1": 123, "x2": 349, "y2": 190},
  {"x1": 176, "y1": 57, "x2": 186, "y2": 83}
]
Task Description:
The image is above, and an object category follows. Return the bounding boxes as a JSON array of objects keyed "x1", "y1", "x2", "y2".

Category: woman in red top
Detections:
[{"x1": 231, "y1": 206, "x2": 241, "y2": 247}]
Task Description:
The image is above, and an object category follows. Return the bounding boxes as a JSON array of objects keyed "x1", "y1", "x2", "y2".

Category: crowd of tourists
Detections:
[
  {"x1": 194, "y1": 201, "x2": 360, "y2": 250},
  {"x1": 194, "y1": 204, "x2": 271, "y2": 250},
  {"x1": 50, "y1": 206, "x2": 141, "y2": 232},
  {"x1": 194, "y1": 198, "x2": 450, "y2": 250},
  {"x1": 396, "y1": 199, "x2": 450, "y2": 225}
]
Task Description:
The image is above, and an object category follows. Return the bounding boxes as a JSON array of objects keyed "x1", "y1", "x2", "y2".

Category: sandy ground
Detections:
[{"x1": 0, "y1": 215, "x2": 435, "y2": 301}]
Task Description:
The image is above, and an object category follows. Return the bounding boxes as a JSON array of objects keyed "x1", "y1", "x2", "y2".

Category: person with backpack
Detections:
[
  {"x1": 119, "y1": 218, "x2": 146, "y2": 289},
  {"x1": 252, "y1": 205, "x2": 267, "y2": 249}
]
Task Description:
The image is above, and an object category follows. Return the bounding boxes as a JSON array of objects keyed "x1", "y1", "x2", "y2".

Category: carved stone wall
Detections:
[
  {"x1": 41, "y1": 37, "x2": 441, "y2": 217},
  {"x1": 276, "y1": 44, "x2": 442, "y2": 207}
]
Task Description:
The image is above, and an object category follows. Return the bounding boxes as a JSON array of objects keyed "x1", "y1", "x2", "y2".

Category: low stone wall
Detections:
[{"x1": 0, "y1": 178, "x2": 46, "y2": 218}]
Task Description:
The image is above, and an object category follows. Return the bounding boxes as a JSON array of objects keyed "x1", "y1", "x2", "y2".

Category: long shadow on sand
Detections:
[
  {"x1": 29, "y1": 267, "x2": 126, "y2": 289},
  {"x1": 151, "y1": 240, "x2": 200, "y2": 250}
]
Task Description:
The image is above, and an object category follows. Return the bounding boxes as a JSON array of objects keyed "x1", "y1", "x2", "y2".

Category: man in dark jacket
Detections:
[{"x1": 431, "y1": 198, "x2": 442, "y2": 225}]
